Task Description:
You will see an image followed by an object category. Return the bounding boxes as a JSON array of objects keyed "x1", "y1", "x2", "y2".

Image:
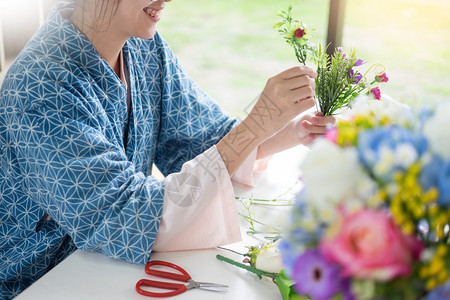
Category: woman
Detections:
[{"x1": 0, "y1": 0, "x2": 334, "y2": 298}]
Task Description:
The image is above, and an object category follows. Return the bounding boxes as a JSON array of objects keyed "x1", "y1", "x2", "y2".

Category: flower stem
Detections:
[
  {"x1": 217, "y1": 246, "x2": 246, "y2": 257},
  {"x1": 216, "y1": 254, "x2": 277, "y2": 280}
]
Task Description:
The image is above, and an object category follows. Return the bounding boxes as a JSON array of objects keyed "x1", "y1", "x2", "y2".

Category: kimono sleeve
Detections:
[{"x1": 154, "y1": 37, "x2": 238, "y2": 176}]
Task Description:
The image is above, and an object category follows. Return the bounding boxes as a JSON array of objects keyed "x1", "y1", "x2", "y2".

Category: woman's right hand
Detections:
[{"x1": 244, "y1": 65, "x2": 317, "y2": 140}]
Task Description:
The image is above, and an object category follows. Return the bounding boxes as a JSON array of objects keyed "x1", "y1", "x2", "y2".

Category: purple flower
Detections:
[
  {"x1": 347, "y1": 69, "x2": 363, "y2": 84},
  {"x1": 292, "y1": 249, "x2": 346, "y2": 300},
  {"x1": 354, "y1": 59, "x2": 366, "y2": 66}
]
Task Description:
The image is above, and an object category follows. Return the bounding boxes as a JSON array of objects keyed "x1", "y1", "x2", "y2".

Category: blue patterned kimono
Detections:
[{"x1": 0, "y1": 2, "x2": 236, "y2": 298}]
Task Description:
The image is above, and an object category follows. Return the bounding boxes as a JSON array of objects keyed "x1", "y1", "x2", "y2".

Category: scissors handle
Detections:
[
  {"x1": 145, "y1": 260, "x2": 191, "y2": 282},
  {"x1": 136, "y1": 279, "x2": 187, "y2": 297}
]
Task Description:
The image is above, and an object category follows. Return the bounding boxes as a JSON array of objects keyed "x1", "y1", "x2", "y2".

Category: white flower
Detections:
[
  {"x1": 341, "y1": 95, "x2": 412, "y2": 125},
  {"x1": 253, "y1": 243, "x2": 283, "y2": 273},
  {"x1": 356, "y1": 175, "x2": 378, "y2": 200},
  {"x1": 423, "y1": 102, "x2": 450, "y2": 159},
  {"x1": 373, "y1": 146, "x2": 396, "y2": 176},
  {"x1": 395, "y1": 143, "x2": 418, "y2": 168},
  {"x1": 301, "y1": 139, "x2": 372, "y2": 212}
]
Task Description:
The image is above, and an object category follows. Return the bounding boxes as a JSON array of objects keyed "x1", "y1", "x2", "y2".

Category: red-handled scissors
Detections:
[{"x1": 135, "y1": 260, "x2": 228, "y2": 297}]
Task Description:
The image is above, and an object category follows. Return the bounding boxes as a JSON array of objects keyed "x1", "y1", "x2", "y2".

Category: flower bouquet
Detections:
[
  {"x1": 274, "y1": 5, "x2": 389, "y2": 116},
  {"x1": 279, "y1": 98, "x2": 450, "y2": 300}
]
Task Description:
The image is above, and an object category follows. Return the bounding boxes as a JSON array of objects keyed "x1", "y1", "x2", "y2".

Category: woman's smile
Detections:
[{"x1": 143, "y1": 7, "x2": 163, "y2": 22}]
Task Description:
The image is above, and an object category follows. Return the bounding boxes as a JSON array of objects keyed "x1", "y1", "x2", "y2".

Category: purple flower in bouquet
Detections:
[
  {"x1": 354, "y1": 59, "x2": 366, "y2": 66},
  {"x1": 347, "y1": 69, "x2": 363, "y2": 84},
  {"x1": 291, "y1": 249, "x2": 349, "y2": 300}
]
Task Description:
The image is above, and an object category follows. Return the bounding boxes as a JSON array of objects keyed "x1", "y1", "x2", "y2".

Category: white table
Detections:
[{"x1": 15, "y1": 146, "x2": 307, "y2": 300}]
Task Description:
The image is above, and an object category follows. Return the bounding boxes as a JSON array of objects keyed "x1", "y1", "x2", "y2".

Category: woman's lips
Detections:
[{"x1": 143, "y1": 7, "x2": 162, "y2": 19}]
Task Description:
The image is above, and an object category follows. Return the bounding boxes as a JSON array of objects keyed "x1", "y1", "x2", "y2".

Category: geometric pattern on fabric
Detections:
[{"x1": 0, "y1": 2, "x2": 236, "y2": 298}]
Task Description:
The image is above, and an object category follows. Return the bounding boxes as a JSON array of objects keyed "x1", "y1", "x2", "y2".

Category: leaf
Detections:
[
  {"x1": 273, "y1": 22, "x2": 284, "y2": 29},
  {"x1": 274, "y1": 270, "x2": 295, "y2": 300}
]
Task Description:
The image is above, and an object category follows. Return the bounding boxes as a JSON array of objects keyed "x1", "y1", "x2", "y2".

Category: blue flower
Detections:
[
  {"x1": 419, "y1": 156, "x2": 442, "y2": 191},
  {"x1": 278, "y1": 239, "x2": 297, "y2": 276},
  {"x1": 418, "y1": 106, "x2": 434, "y2": 131},
  {"x1": 420, "y1": 156, "x2": 450, "y2": 208},
  {"x1": 357, "y1": 126, "x2": 427, "y2": 182},
  {"x1": 291, "y1": 249, "x2": 348, "y2": 300},
  {"x1": 423, "y1": 281, "x2": 450, "y2": 300},
  {"x1": 437, "y1": 159, "x2": 450, "y2": 208}
]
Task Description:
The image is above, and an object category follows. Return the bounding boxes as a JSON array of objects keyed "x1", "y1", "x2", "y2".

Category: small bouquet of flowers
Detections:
[
  {"x1": 279, "y1": 98, "x2": 450, "y2": 299},
  {"x1": 274, "y1": 5, "x2": 389, "y2": 116}
]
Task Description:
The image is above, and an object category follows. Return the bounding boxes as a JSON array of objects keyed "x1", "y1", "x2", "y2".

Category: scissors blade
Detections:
[
  {"x1": 186, "y1": 279, "x2": 228, "y2": 293},
  {"x1": 187, "y1": 280, "x2": 228, "y2": 292}
]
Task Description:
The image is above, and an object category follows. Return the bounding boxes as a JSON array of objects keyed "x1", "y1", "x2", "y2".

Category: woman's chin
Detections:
[{"x1": 137, "y1": 28, "x2": 157, "y2": 40}]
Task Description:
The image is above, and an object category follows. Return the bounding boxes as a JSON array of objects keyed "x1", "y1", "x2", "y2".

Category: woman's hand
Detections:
[
  {"x1": 295, "y1": 111, "x2": 336, "y2": 146},
  {"x1": 217, "y1": 66, "x2": 317, "y2": 176},
  {"x1": 245, "y1": 66, "x2": 317, "y2": 140},
  {"x1": 255, "y1": 111, "x2": 336, "y2": 159}
]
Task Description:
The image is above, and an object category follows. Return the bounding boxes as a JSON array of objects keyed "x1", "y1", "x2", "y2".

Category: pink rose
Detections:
[{"x1": 319, "y1": 210, "x2": 422, "y2": 281}]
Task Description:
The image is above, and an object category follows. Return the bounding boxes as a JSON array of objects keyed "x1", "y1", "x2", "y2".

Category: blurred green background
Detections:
[{"x1": 158, "y1": 0, "x2": 450, "y2": 116}]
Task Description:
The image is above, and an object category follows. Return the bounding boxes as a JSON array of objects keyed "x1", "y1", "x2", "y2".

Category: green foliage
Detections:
[
  {"x1": 274, "y1": 4, "x2": 314, "y2": 65},
  {"x1": 274, "y1": 270, "x2": 295, "y2": 300},
  {"x1": 315, "y1": 47, "x2": 365, "y2": 116},
  {"x1": 275, "y1": 6, "x2": 385, "y2": 116}
]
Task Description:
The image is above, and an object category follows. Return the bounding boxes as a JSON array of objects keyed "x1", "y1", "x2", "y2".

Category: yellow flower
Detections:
[
  {"x1": 436, "y1": 244, "x2": 448, "y2": 257},
  {"x1": 419, "y1": 266, "x2": 429, "y2": 279},
  {"x1": 429, "y1": 205, "x2": 440, "y2": 216},
  {"x1": 422, "y1": 188, "x2": 439, "y2": 204},
  {"x1": 401, "y1": 221, "x2": 415, "y2": 235},
  {"x1": 438, "y1": 269, "x2": 449, "y2": 283},
  {"x1": 429, "y1": 258, "x2": 445, "y2": 275},
  {"x1": 426, "y1": 278, "x2": 438, "y2": 290}
]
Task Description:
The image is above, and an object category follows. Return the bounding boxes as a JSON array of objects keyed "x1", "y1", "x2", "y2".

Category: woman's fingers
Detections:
[
  {"x1": 269, "y1": 70, "x2": 316, "y2": 104},
  {"x1": 302, "y1": 115, "x2": 336, "y2": 134},
  {"x1": 248, "y1": 65, "x2": 319, "y2": 138},
  {"x1": 280, "y1": 66, "x2": 318, "y2": 80}
]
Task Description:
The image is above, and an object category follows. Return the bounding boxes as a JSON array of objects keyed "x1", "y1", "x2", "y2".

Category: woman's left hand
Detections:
[
  {"x1": 295, "y1": 111, "x2": 336, "y2": 146},
  {"x1": 256, "y1": 110, "x2": 336, "y2": 160}
]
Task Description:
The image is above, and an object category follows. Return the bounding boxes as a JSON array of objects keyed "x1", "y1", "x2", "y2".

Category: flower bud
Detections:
[
  {"x1": 375, "y1": 72, "x2": 389, "y2": 83},
  {"x1": 248, "y1": 243, "x2": 283, "y2": 273},
  {"x1": 294, "y1": 27, "x2": 305, "y2": 38}
]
